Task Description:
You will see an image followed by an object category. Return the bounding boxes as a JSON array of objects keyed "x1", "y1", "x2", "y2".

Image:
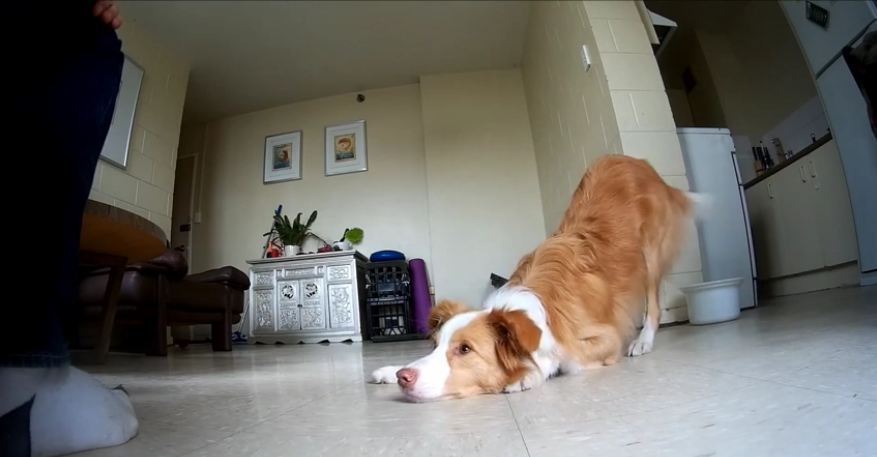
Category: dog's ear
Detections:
[
  {"x1": 428, "y1": 299, "x2": 469, "y2": 333},
  {"x1": 487, "y1": 309, "x2": 541, "y2": 376}
]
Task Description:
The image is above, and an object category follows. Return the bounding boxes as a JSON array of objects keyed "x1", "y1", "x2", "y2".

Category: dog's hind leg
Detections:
[
  {"x1": 628, "y1": 248, "x2": 662, "y2": 357},
  {"x1": 566, "y1": 323, "x2": 623, "y2": 368}
]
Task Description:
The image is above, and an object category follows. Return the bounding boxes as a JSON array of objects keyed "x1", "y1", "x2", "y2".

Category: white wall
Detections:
[
  {"x1": 88, "y1": 21, "x2": 190, "y2": 238},
  {"x1": 193, "y1": 84, "x2": 433, "y2": 278},
  {"x1": 419, "y1": 69, "x2": 547, "y2": 305}
]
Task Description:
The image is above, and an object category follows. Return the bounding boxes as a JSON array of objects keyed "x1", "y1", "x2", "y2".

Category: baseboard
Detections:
[{"x1": 760, "y1": 262, "x2": 860, "y2": 297}]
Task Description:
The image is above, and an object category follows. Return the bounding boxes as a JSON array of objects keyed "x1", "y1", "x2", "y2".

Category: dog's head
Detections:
[{"x1": 396, "y1": 300, "x2": 541, "y2": 401}]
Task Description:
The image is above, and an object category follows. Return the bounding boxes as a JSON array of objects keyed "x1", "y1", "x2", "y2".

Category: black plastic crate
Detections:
[
  {"x1": 366, "y1": 299, "x2": 418, "y2": 342},
  {"x1": 364, "y1": 261, "x2": 418, "y2": 342},
  {"x1": 365, "y1": 261, "x2": 410, "y2": 301}
]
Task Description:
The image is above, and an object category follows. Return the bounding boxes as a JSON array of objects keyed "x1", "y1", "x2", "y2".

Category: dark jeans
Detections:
[{"x1": 3, "y1": 17, "x2": 123, "y2": 367}]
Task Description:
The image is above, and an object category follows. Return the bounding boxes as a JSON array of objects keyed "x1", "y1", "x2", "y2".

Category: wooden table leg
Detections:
[
  {"x1": 145, "y1": 275, "x2": 168, "y2": 356},
  {"x1": 95, "y1": 263, "x2": 125, "y2": 363},
  {"x1": 81, "y1": 251, "x2": 128, "y2": 364}
]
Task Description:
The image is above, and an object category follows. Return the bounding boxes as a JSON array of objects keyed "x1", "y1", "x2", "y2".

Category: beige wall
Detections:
[
  {"x1": 193, "y1": 72, "x2": 546, "y2": 306},
  {"x1": 191, "y1": 1, "x2": 705, "y2": 321},
  {"x1": 657, "y1": 1, "x2": 817, "y2": 141},
  {"x1": 176, "y1": 122, "x2": 207, "y2": 232},
  {"x1": 88, "y1": 21, "x2": 190, "y2": 238},
  {"x1": 521, "y1": 0, "x2": 622, "y2": 234},
  {"x1": 659, "y1": 29, "x2": 728, "y2": 128},
  {"x1": 419, "y1": 69, "x2": 546, "y2": 305},
  {"x1": 192, "y1": 84, "x2": 433, "y2": 278},
  {"x1": 667, "y1": 88, "x2": 694, "y2": 127},
  {"x1": 589, "y1": 1, "x2": 703, "y2": 322},
  {"x1": 178, "y1": 123, "x2": 206, "y2": 160},
  {"x1": 522, "y1": 0, "x2": 702, "y2": 322}
]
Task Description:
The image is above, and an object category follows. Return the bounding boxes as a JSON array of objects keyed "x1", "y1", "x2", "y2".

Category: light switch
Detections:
[{"x1": 581, "y1": 44, "x2": 591, "y2": 72}]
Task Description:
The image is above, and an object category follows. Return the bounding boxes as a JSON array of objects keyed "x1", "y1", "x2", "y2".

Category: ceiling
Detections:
[{"x1": 120, "y1": 1, "x2": 531, "y2": 124}]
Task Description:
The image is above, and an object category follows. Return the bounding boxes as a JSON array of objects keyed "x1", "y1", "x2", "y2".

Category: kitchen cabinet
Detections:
[
  {"x1": 745, "y1": 139, "x2": 857, "y2": 279},
  {"x1": 807, "y1": 141, "x2": 859, "y2": 266}
]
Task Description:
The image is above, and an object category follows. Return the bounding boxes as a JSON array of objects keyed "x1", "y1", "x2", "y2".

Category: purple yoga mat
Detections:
[{"x1": 408, "y1": 259, "x2": 431, "y2": 334}]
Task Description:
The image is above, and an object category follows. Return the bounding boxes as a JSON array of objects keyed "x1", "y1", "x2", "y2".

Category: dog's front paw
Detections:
[
  {"x1": 503, "y1": 372, "x2": 541, "y2": 393},
  {"x1": 369, "y1": 365, "x2": 401, "y2": 384},
  {"x1": 627, "y1": 337, "x2": 654, "y2": 357}
]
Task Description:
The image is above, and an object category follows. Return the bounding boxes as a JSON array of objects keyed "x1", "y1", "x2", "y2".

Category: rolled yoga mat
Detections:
[{"x1": 408, "y1": 259, "x2": 431, "y2": 334}]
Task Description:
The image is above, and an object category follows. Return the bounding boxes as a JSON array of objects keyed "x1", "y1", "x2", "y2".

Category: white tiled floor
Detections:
[{"x1": 75, "y1": 286, "x2": 877, "y2": 457}]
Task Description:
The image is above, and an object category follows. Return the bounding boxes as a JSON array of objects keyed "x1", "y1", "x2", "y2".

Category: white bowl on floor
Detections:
[{"x1": 681, "y1": 277, "x2": 743, "y2": 325}]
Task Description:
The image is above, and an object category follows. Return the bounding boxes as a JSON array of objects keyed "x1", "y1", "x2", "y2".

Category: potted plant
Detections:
[
  {"x1": 334, "y1": 227, "x2": 364, "y2": 251},
  {"x1": 274, "y1": 210, "x2": 318, "y2": 256}
]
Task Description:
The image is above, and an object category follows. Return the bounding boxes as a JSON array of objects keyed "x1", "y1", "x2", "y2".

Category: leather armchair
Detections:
[{"x1": 78, "y1": 249, "x2": 250, "y2": 355}]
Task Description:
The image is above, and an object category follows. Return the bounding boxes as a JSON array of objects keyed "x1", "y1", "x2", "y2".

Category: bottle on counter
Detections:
[
  {"x1": 771, "y1": 137, "x2": 786, "y2": 163},
  {"x1": 753, "y1": 147, "x2": 765, "y2": 175},
  {"x1": 760, "y1": 142, "x2": 775, "y2": 168}
]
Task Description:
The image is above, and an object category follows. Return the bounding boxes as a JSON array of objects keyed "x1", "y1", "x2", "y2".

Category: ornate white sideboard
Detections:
[{"x1": 247, "y1": 251, "x2": 367, "y2": 343}]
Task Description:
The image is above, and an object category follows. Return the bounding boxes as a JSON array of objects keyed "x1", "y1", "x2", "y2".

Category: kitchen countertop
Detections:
[{"x1": 742, "y1": 132, "x2": 833, "y2": 189}]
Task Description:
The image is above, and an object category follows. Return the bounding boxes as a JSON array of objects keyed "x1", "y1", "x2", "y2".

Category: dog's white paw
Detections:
[
  {"x1": 502, "y1": 380, "x2": 529, "y2": 394},
  {"x1": 369, "y1": 365, "x2": 401, "y2": 384},
  {"x1": 503, "y1": 372, "x2": 540, "y2": 393},
  {"x1": 627, "y1": 338, "x2": 654, "y2": 357}
]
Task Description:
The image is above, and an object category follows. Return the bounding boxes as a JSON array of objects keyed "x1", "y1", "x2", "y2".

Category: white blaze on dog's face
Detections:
[{"x1": 396, "y1": 300, "x2": 541, "y2": 401}]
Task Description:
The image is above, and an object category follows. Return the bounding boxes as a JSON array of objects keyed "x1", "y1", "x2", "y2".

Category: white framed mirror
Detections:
[{"x1": 99, "y1": 55, "x2": 144, "y2": 169}]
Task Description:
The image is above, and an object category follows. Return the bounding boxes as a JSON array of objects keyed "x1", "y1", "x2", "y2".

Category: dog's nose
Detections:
[{"x1": 396, "y1": 368, "x2": 418, "y2": 388}]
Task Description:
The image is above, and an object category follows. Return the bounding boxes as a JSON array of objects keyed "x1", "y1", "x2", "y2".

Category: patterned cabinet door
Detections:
[
  {"x1": 276, "y1": 280, "x2": 301, "y2": 331},
  {"x1": 299, "y1": 278, "x2": 326, "y2": 330},
  {"x1": 328, "y1": 284, "x2": 355, "y2": 329},
  {"x1": 254, "y1": 289, "x2": 276, "y2": 333}
]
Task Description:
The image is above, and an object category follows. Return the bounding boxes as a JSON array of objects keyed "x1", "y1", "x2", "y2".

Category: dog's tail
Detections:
[{"x1": 684, "y1": 191, "x2": 715, "y2": 222}]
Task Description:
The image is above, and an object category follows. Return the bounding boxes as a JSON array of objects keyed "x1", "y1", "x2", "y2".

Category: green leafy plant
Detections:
[
  {"x1": 341, "y1": 227, "x2": 364, "y2": 245},
  {"x1": 273, "y1": 210, "x2": 318, "y2": 247}
]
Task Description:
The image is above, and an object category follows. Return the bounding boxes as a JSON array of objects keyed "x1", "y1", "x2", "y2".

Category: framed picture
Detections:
[
  {"x1": 100, "y1": 55, "x2": 144, "y2": 169},
  {"x1": 264, "y1": 131, "x2": 302, "y2": 183},
  {"x1": 325, "y1": 120, "x2": 367, "y2": 176}
]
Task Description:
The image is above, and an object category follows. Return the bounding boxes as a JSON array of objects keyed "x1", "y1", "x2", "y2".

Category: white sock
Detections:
[{"x1": 0, "y1": 366, "x2": 138, "y2": 457}]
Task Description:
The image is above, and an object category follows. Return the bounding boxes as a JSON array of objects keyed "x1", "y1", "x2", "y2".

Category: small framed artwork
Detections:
[
  {"x1": 325, "y1": 120, "x2": 367, "y2": 176},
  {"x1": 264, "y1": 131, "x2": 302, "y2": 184},
  {"x1": 100, "y1": 55, "x2": 144, "y2": 169}
]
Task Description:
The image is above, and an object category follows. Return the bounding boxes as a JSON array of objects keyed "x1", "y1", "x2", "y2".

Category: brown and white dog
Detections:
[{"x1": 371, "y1": 155, "x2": 694, "y2": 401}]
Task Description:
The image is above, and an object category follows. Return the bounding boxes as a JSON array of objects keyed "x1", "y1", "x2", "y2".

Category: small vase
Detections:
[
  {"x1": 284, "y1": 245, "x2": 300, "y2": 257},
  {"x1": 334, "y1": 240, "x2": 352, "y2": 251}
]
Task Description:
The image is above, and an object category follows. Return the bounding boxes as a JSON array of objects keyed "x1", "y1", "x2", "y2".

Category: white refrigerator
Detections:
[{"x1": 678, "y1": 128, "x2": 757, "y2": 309}]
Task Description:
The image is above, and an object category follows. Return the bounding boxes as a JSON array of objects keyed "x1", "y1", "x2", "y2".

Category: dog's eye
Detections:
[{"x1": 459, "y1": 344, "x2": 471, "y2": 355}]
